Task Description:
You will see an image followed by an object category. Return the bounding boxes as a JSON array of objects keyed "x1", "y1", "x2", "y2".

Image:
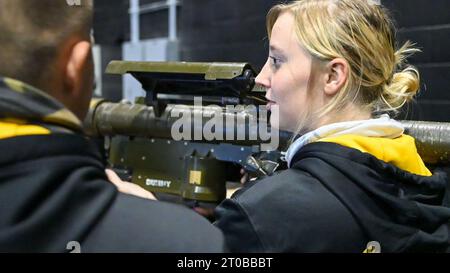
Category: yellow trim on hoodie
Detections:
[
  {"x1": 319, "y1": 134, "x2": 432, "y2": 177},
  {"x1": 0, "y1": 119, "x2": 50, "y2": 140}
]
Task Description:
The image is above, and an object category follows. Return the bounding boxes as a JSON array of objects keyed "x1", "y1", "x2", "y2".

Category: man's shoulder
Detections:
[
  {"x1": 82, "y1": 193, "x2": 225, "y2": 253},
  {"x1": 0, "y1": 133, "x2": 104, "y2": 163}
]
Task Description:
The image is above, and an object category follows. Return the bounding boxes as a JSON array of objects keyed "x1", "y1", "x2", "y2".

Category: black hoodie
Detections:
[
  {"x1": 214, "y1": 139, "x2": 450, "y2": 252},
  {"x1": 0, "y1": 77, "x2": 225, "y2": 252}
]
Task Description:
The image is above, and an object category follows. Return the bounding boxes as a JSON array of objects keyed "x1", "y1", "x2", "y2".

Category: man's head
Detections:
[{"x1": 0, "y1": 0, "x2": 94, "y2": 121}]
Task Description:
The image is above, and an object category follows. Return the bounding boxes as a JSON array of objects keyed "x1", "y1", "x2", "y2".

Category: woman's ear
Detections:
[{"x1": 323, "y1": 58, "x2": 349, "y2": 97}]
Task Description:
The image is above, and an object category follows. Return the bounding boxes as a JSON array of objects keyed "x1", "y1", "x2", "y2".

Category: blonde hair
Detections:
[{"x1": 266, "y1": 0, "x2": 420, "y2": 121}]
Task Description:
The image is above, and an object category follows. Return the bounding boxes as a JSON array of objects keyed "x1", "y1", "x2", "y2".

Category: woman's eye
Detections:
[{"x1": 269, "y1": 56, "x2": 282, "y2": 69}]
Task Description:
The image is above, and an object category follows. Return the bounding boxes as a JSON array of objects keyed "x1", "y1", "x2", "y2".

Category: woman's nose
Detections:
[{"x1": 255, "y1": 61, "x2": 270, "y2": 88}]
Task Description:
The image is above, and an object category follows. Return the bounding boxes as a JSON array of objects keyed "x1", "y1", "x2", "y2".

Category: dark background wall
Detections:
[
  {"x1": 179, "y1": 0, "x2": 276, "y2": 70},
  {"x1": 383, "y1": 0, "x2": 450, "y2": 121},
  {"x1": 93, "y1": 0, "x2": 450, "y2": 122},
  {"x1": 93, "y1": 0, "x2": 128, "y2": 101}
]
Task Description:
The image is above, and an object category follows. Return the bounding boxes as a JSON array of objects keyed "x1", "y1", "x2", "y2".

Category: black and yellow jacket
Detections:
[
  {"x1": 0, "y1": 77, "x2": 225, "y2": 252},
  {"x1": 214, "y1": 127, "x2": 450, "y2": 252}
]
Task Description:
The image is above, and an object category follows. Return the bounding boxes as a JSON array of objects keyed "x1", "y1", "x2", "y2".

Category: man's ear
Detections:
[
  {"x1": 63, "y1": 40, "x2": 92, "y2": 97},
  {"x1": 323, "y1": 58, "x2": 349, "y2": 97}
]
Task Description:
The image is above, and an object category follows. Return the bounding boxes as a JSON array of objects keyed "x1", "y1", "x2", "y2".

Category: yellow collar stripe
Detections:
[
  {"x1": 319, "y1": 134, "x2": 432, "y2": 177},
  {"x1": 0, "y1": 120, "x2": 50, "y2": 140}
]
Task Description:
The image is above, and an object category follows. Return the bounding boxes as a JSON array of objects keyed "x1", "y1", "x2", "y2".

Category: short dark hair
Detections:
[{"x1": 0, "y1": 0, "x2": 93, "y2": 88}]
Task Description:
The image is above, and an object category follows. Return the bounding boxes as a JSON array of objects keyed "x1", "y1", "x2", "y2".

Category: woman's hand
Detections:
[{"x1": 105, "y1": 169, "x2": 157, "y2": 201}]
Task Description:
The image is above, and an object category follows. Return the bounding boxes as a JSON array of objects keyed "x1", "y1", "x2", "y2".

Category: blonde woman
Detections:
[{"x1": 214, "y1": 0, "x2": 450, "y2": 252}]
